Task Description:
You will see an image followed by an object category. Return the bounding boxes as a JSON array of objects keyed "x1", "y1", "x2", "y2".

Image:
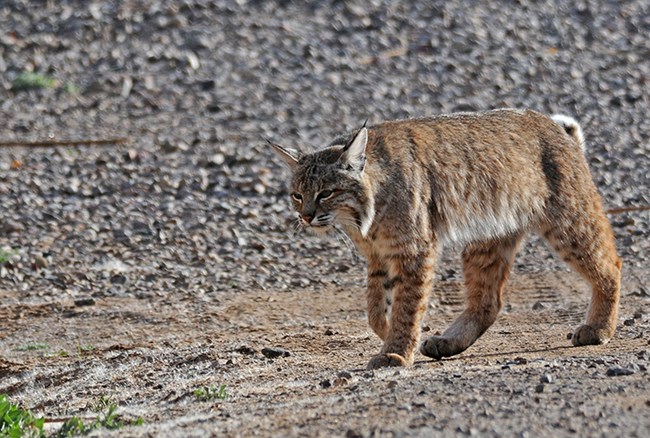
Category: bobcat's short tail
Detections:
[{"x1": 551, "y1": 114, "x2": 585, "y2": 153}]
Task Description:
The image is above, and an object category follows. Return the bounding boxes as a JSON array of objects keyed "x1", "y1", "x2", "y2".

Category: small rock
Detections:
[
  {"x1": 261, "y1": 347, "x2": 290, "y2": 359},
  {"x1": 132, "y1": 220, "x2": 153, "y2": 236},
  {"x1": 324, "y1": 328, "x2": 334, "y2": 336},
  {"x1": 74, "y1": 297, "x2": 96, "y2": 307},
  {"x1": 532, "y1": 301, "x2": 545, "y2": 310},
  {"x1": 513, "y1": 357, "x2": 528, "y2": 365},
  {"x1": 540, "y1": 374, "x2": 553, "y2": 384},
  {"x1": 110, "y1": 274, "x2": 127, "y2": 285},
  {"x1": 125, "y1": 149, "x2": 139, "y2": 162},
  {"x1": 34, "y1": 255, "x2": 48, "y2": 269},
  {"x1": 160, "y1": 138, "x2": 189, "y2": 153},
  {"x1": 535, "y1": 383, "x2": 545, "y2": 393},
  {"x1": 346, "y1": 430, "x2": 363, "y2": 438},
  {"x1": 253, "y1": 183, "x2": 266, "y2": 194},
  {"x1": 632, "y1": 287, "x2": 649, "y2": 298},
  {"x1": 623, "y1": 318, "x2": 635, "y2": 326},
  {"x1": 606, "y1": 367, "x2": 635, "y2": 377},
  {"x1": 235, "y1": 345, "x2": 257, "y2": 355},
  {"x1": 210, "y1": 153, "x2": 225, "y2": 166},
  {"x1": 337, "y1": 371, "x2": 352, "y2": 380},
  {"x1": 319, "y1": 379, "x2": 332, "y2": 389},
  {"x1": 633, "y1": 311, "x2": 643, "y2": 319},
  {"x1": 112, "y1": 228, "x2": 131, "y2": 242},
  {"x1": 197, "y1": 79, "x2": 216, "y2": 90},
  {"x1": 2, "y1": 220, "x2": 25, "y2": 233}
]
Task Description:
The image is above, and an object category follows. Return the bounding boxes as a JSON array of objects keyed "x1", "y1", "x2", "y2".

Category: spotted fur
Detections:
[{"x1": 270, "y1": 108, "x2": 621, "y2": 369}]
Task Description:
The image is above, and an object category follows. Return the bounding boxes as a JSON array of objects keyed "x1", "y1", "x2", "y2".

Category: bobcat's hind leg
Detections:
[
  {"x1": 541, "y1": 213, "x2": 621, "y2": 346},
  {"x1": 421, "y1": 234, "x2": 521, "y2": 360}
]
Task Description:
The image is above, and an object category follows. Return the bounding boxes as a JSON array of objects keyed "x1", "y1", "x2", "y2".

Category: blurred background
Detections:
[{"x1": 0, "y1": 0, "x2": 648, "y2": 299}]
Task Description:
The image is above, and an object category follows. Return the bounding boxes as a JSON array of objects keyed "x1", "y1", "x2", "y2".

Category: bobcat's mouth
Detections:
[
  {"x1": 311, "y1": 213, "x2": 334, "y2": 227},
  {"x1": 303, "y1": 213, "x2": 334, "y2": 234}
]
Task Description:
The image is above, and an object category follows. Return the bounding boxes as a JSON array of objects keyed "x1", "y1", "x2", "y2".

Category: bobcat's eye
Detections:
[
  {"x1": 317, "y1": 190, "x2": 334, "y2": 202},
  {"x1": 291, "y1": 192, "x2": 303, "y2": 203}
]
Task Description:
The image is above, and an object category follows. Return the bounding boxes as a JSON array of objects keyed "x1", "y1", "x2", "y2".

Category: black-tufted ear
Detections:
[
  {"x1": 265, "y1": 138, "x2": 300, "y2": 170},
  {"x1": 340, "y1": 125, "x2": 368, "y2": 172}
]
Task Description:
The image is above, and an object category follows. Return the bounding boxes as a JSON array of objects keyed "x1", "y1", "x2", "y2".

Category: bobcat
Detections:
[{"x1": 269, "y1": 109, "x2": 621, "y2": 369}]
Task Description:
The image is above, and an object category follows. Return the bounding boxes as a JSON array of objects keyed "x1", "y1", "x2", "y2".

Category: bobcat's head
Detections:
[{"x1": 269, "y1": 126, "x2": 375, "y2": 238}]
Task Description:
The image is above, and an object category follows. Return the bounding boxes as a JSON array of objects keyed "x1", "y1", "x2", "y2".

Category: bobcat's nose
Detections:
[{"x1": 301, "y1": 213, "x2": 314, "y2": 224}]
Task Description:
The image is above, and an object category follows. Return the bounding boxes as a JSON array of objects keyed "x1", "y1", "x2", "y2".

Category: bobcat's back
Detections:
[{"x1": 350, "y1": 109, "x2": 590, "y2": 245}]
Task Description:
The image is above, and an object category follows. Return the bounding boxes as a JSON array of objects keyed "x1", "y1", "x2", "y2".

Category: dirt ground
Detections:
[
  {"x1": 2, "y1": 249, "x2": 649, "y2": 437},
  {"x1": 1, "y1": 0, "x2": 649, "y2": 437}
]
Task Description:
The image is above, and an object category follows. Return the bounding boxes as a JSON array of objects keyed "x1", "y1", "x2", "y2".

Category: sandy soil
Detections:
[{"x1": 2, "y1": 255, "x2": 649, "y2": 437}]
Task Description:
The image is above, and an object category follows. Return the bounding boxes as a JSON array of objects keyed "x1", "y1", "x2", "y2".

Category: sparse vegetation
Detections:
[
  {"x1": 16, "y1": 344, "x2": 49, "y2": 352},
  {"x1": 10, "y1": 72, "x2": 77, "y2": 94},
  {"x1": 0, "y1": 395, "x2": 143, "y2": 438},
  {"x1": 193, "y1": 385, "x2": 228, "y2": 401},
  {"x1": 55, "y1": 396, "x2": 143, "y2": 437},
  {"x1": 75, "y1": 343, "x2": 94, "y2": 355},
  {"x1": 62, "y1": 82, "x2": 79, "y2": 95},
  {"x1": 0, "y1": 249, "x2": 17, "y2": 265},
  {"x1": 11, "y1": 72, "x2": 57, "y2": 91},
  {"x1": 0, "y1": 394, "x2": 45, "y2": 438}
]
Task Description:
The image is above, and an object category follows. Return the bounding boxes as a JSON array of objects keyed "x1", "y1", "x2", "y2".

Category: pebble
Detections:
[
  {"x1": 337, "y1": 371, "x2": 352, "y2": 380},
  {"x1": 540, "y1": 374, "x2": 553, "y2": 384},
  {"x1": 2, "y1": 220, "x2": 25, "y2": 233},
  {"x1": 606, "y1": 367, "x2": 636, "y2": 377},
  {"x1": 110, "y1": 274, "x2": 127, "y2": 285},
  {"x1": 261, "y1": 347, "x2": 291, "y2": 359},
  {"x1": 532, "y1": 302, "x2": 545, "y2": 310},
  {"x1": 34, "y1": 254, "x2": 48, "y2": 269},
  {"x1": 74, "y1": 297, "x2": 96, "y2": 307},
  {"x1": 235, "y1": 345, "x2": 257, "y2": 355}
]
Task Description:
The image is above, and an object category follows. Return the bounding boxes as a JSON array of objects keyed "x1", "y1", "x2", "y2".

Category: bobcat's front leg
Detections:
[
  {"x1": 367, "y1": 256, "x2": 389, "y2": 340},
  {"x1": 367, "y1": 249, "x2": 436, "y2": 369}
]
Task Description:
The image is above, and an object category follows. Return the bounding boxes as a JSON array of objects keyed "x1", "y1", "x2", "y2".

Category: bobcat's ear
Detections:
[
  {"x1": 340, "y1": 126, "x2": 368, "y2": 172},
  {"x1": 265, "y1": 138, "x2": 300, "y2": 170}
]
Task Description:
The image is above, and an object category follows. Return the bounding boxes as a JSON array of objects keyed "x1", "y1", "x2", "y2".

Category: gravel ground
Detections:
[{"x1": 1, "y1": 1, "x2": 649, "y2": 436}]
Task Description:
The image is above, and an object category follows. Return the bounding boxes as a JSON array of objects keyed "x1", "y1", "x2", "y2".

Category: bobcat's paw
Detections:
[
  {"x1": 367, "y1": 353, "x2": 408, "y2": 370},
  {"x1": 571, "y1": 324, "x2": 612, "y2": 346},
  {"x1": 420, "y1": 336, "x2": 464, "y2": 360}
]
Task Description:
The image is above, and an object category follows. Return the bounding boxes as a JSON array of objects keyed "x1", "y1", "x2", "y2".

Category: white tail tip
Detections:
[{"x1": 551, "y1": 114, "x2": 585, "y2": 152}]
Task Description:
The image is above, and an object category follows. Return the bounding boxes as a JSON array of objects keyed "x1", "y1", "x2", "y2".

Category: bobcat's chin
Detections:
[{"x1": 306, "y1": 223, "x2": 333, "y2": 235}]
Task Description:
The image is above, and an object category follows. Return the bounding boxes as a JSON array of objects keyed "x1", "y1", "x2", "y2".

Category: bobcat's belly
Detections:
[{"x1": 437, "y1": 191, "x2": 546, "y2": 245}]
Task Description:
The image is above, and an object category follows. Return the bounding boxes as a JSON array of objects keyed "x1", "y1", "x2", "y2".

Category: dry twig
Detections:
[
  {"x1": 606, "y1": 206, "x2": 650, "y2": 215},
  {"x1": 0, "y1": 138, "x2": 130, "y2": 147}
]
